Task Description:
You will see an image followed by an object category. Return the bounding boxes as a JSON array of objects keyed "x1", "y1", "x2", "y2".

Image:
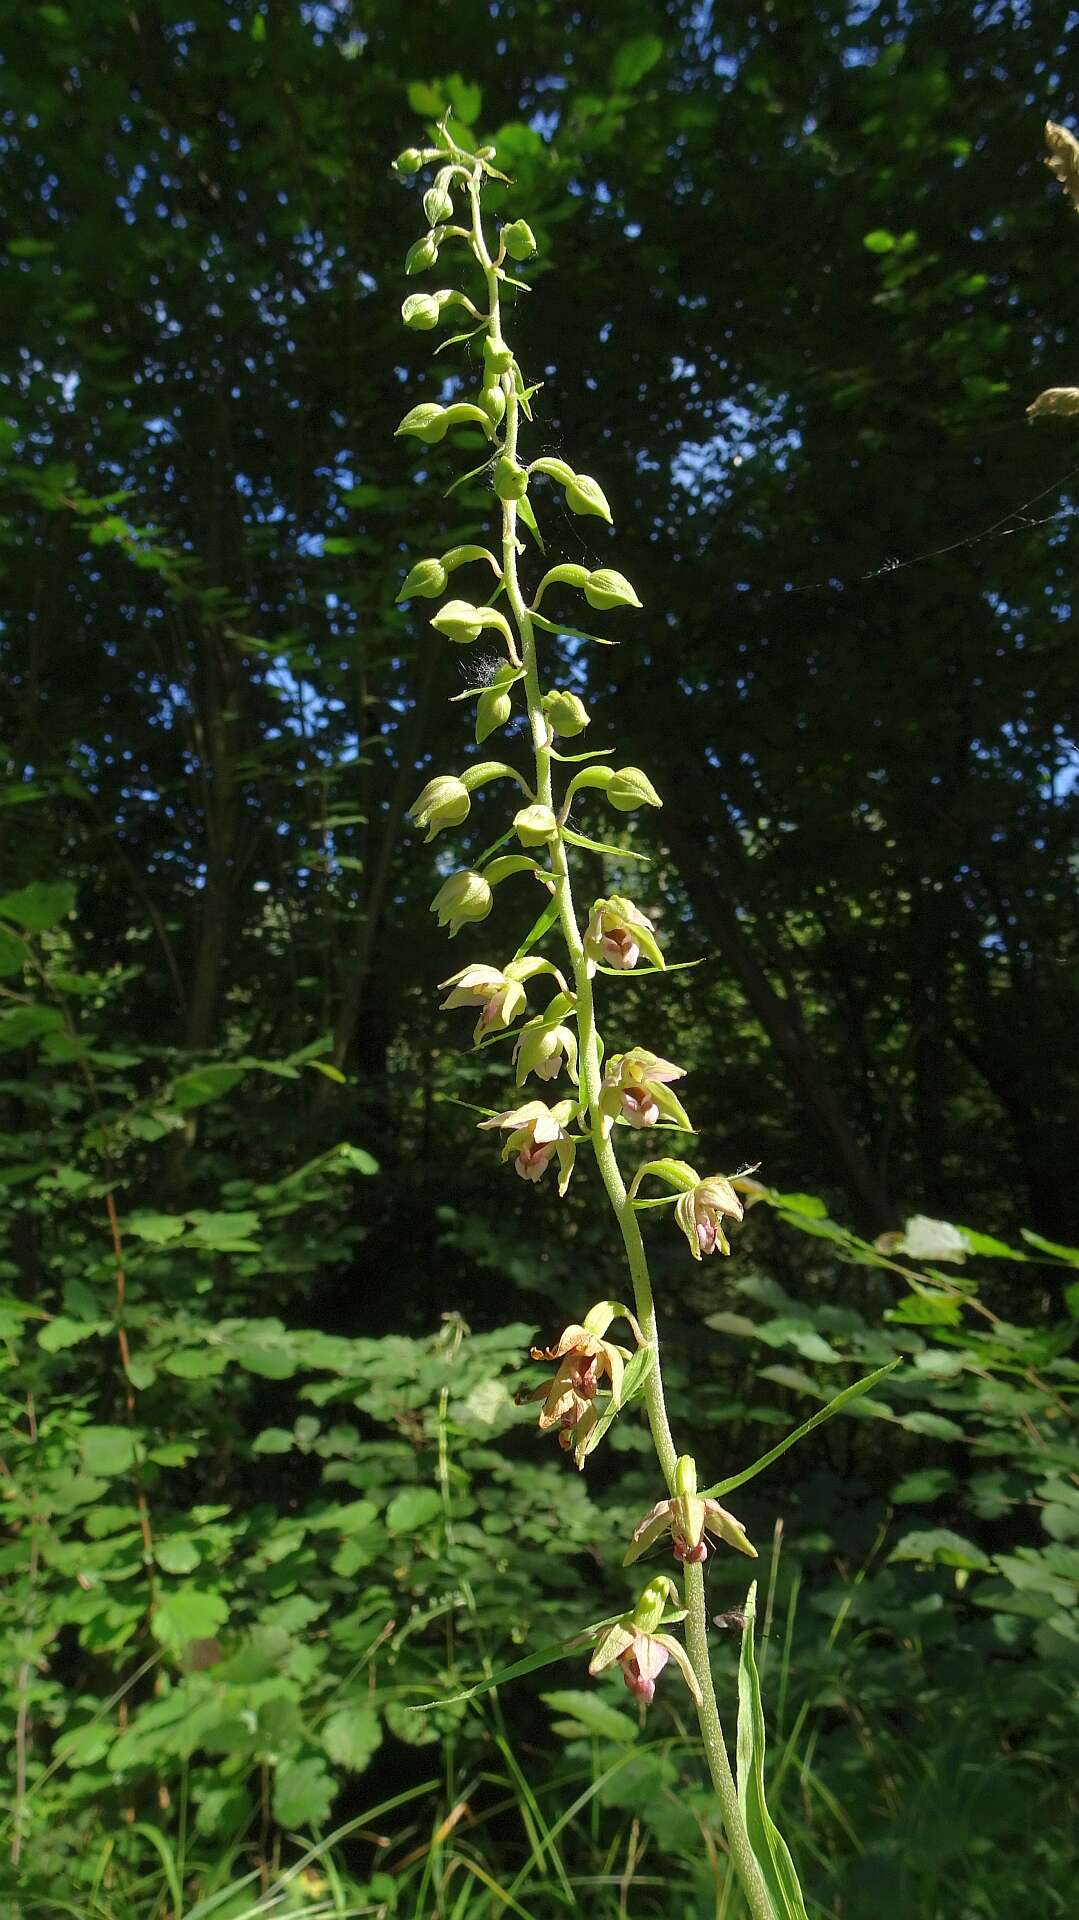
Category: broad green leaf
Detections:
[
  {"x1": 386, "y1": 1487, "x2": 442, "y2": 1534},
  {"x1": 0, "y1": 1006, "x2": 65, "y2": 1052},
  {"x1": 736, "y1": 1582, "x2": 809, "y2": 1919},
  {"x1": 156, "y1": 1537, "x2": 201, "y2": 1575},
  {"x1": 79, "y1": 1425, "x2": 139, "y2": 1476},
  {"x1": 38, "y1": 1314, "x2": 103, "y2": 1352},
  {"x1": 186, "y1": 1211, "x2": 261, "y2": 1252},
  {"x1": 889, "y1": 1530, "x2": 993, "y2": 1572},
  {"x1": 126, "y1": 1212, "x2": 187, "y2": 1245},
  {"x1": 891, "y1": 1467, "x2": 956, "y2": 1504},
  {"x1": 0, "y1": 925, "x2": 27, "y2": 974},
  {"x1": 699, "y1": 1362, "x2": 901, "y2": 1499},
  {"x1": 152, "y1": 1584, "x2": 229, "y2": 1650},
  {"x1": 541, "y1": 1689, "x2": 638, "y2": 1744},
  {"x1": 252, "y1": 1427, "x2": 295, "y2": 1455},
  {"x1": 0, "y1": 880, "x2": 75, "y2": 930},
  {"x1": 170, "y1": 1065, "x2": 246, "y2": 1111},
  {"x1": 164, "y1": 1348, "x2": 227, "y2": 1380},
  {"x1": 611, "y1": 34, "x2": 664, "y2": 88},
  {"x1": 321, "y1": 1704, "x2": 382, "y2": 1771},
  {"x1": 272, "y1": 1754, "x2": 336, "y2": 1830}
]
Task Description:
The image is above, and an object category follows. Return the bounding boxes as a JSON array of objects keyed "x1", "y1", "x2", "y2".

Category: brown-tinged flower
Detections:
[
  {"x1": 674, "y1": 1175, "x2": 744, "y2": 1259},
  {"x1": 599, "y1": 1048, "x2": 691, "y2": 1134},
  {"x1": 477, "y1": 1098, "x2": 577, "y2": 1193},
  {"x1": 624, "y1": 1454, "x2": 756, "y2": 1567}
]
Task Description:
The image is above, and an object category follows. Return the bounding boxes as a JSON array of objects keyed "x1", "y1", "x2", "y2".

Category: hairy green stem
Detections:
[{"x1": 467, "y1": 167, "x2": 775, "y2": 1920}]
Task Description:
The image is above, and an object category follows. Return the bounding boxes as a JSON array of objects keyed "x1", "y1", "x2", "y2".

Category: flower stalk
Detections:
[{"x1": 394, "y1": 118, "x2": 780, "y2": 1920}]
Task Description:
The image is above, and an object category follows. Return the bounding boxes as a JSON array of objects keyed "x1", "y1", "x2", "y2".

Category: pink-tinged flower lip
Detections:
[
  {"x1": 478, "y1": 1099, "x2": 577, "y2": 1194},
  {"x1": 602, "y1": 928, "x2": 639, "y2": 967},
  {"x1": 623, "y1": 1489, "x2": 757, "y2": 1567}
]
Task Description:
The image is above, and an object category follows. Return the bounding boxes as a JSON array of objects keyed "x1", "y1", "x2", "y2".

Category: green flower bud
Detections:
[
  {"x1": 476, "y1": 684, "x2": 513, "y2": 743},
  {"x1": 409, "y1": 775, "x2": 470, "y2": 842},
  {"x1": 494, "y1": 455, "x2": 529, "y2": 501},
  {"x1": 477, "y1": 145, "x2": 497, "y2": 161},
  {"x1": 423, "y1": 185, "x2": 454, "y2": 226},
  {"x1": 607, "y1": 766, "x2": 663, "y2": 812},
  {"x1": 395, "y1": 402, "x2": 449, "y2": 444},
  {"x1": 393, "y1": 148, "x2": 424, "y2": 175},
  {"x1": 513, "y1": 803, "x2": 558, "y2": 847},
  {"x1": 431, "y1": 869, "x2": 493, "y2": 935},
  {"x1": 631, "y1": 1575, "x2": 678, "y2": 1636},
  {"x1": 584, "y1": 568, "x2": 642, "y2": 610},
  {"x1": 483, "y1": 335, "x2": 514, "y2": 377},
  {"x1": 502, "y1": 218, "x2": 537, "y2": 261},
  {"x1": 479, "y1": 380, "x2": 506, "y2": 428},
  {"x1": 400, "y1": 292, "x2": 442, "y2": 331},
  {"x1": 565, "y1": 472, "x2": 613, "y2": 522},
  {"x1": 397, "y1": 557, "x2": 448, "y2": 601},
  {"x1": 431, "y1": 599, "x2": 514, "y2": 650},
  {"x1": 542, "y1": 690, "x2": 590, "y2": 738},
  {"x1": 404, "y1": 233, "x2": 439, "y2": 275}
]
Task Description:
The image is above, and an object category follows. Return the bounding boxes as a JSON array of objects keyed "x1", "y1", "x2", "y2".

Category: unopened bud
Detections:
[
  {"x1": 479, "y1": 381, "x2": 506, "y2": 428},
  {"x1": 394, "y1": 148, "x2": 424, "y2": 175},
  {"x1": 431, "y1": 869, "x2": 493, "y2": 935},
  {"x1": 513, "y1": 804, "x2": 558, "y2": 847},
  {"x1": 565, "y1": 472, "x2": 613, "y2": 523},
  {"x1": 404, "y1": 234, "x2": 439, "y2": 275},
  {"x1": 502, "y1": 218, "x2": 537, "y2": 261},
  {"x1": 543, "y1": 690, "x2": 590, "y2": 738},
  {"x1": 409, "y1": 775, "x2": 470, "y2": 842},
  {"x1": 584, "y1": 568, "x2": 642, "y2": 610},
  {"x1": 423, "y1": 185, "x2": 454, "y2": 226},
  {"x1": 395, "y1": 401, "x2": 448, "y2": 444},
  {"x1": 494, "y1": 455, "x2": 529, "y2": 501},
  {"x1": 397, "y1": 557, "x2": 448, "y2": 601},
  {"x1": 401, "y1": 292, "x2": 442, "y2": 331},
  {"x1": 476, "y1": 685, "x2": 513, "y2": 743},
  {"x1": 607, "y1": 766, "x2": 662, "y2": 812},
  {"x1": 483, "y1": 335, "x2": 514, "y2": 378}
]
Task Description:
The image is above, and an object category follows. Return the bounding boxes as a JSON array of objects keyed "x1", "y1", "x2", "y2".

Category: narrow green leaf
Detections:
[
  {"x1": 513, "y1": 896, "x2": 560, "y2": 960},
  {"x1": 532, "y1": 612, "x2": 618, "y2": 647},
  {"x1": 516, "y1": 494, "x2": 545, "y2": 553},
  {"x1": 561, "y1": 827, "x2": 651, "y2": 862},
  {"x1": 406, "y1": 1618, "x2": 622, "y2": 1710},
  {"x1": 699, "y1": 1362, "x2": 901, "y2": 1499},
  {"x1": 736, "y1": 1582, "x2": 810, "y2": 1919}
]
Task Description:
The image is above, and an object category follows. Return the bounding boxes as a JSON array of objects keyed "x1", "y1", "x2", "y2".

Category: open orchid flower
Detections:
[
  {"x1": 675, "y1": 1175, "x2": 744, "y2": 1259},
  {"x1": 583, "y1": 895, "x2": 665, "y2": 974},
  {"x1": 624, "y1": 1455, "x2": 756, "y2": 1566},
  {"x1": 517, "y1": 1301, "x2": 645, "y2": 1465},
  {"x1": 478, "y1": 1098, "x2": 578, "y2": 1192},
  {"x1": 599, "y1": 1048, "x2": 692, "y2": 1134},
  {"x1": 588, "y1": 1574, "x2": 701, "y2": 1709}
]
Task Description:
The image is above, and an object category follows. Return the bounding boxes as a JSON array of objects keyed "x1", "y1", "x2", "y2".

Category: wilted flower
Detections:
[
  {"x1": 674, "y1": 1176, "x2": 744, "y2": 1259},
  {"x1": 477, "y1": 1097, "x2": 578, "y2": 1193},
  {"x1": 588, "y1": 1575, "x2": 702, "y2": 1709},
  {"x1": 430, "y1": 870, "x2": 493, "y2": 936},
  {"x1": 624, "y1": 1455, "x2": 756, "y2": 1567},
  {"x1": 584, "y1": 896, "x2": 665, "y2": 973},
  {"x1": 520, "y1": 1316, "x2": 628, "y2": 1454},
  {"x1": 599, "y1": 1048, "x2": 691, "y2": 1133},
  {"x1": 439, "y1": 964, "x2": 527, "y2": 1041}
]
